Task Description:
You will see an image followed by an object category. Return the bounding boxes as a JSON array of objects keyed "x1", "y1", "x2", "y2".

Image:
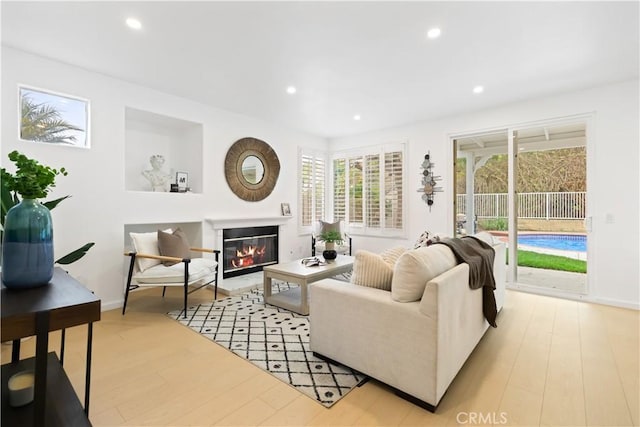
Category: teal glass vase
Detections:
[{"x1": 1, "y1": 199, "x2": 54, "y2": 288}]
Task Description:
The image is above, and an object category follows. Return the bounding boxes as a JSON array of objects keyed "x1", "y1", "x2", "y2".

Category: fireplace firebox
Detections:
[{"x1": 222, "y1": 226, "x2": 278, "y2": 278}]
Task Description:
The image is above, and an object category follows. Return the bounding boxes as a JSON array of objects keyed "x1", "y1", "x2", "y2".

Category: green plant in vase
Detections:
[
  {"x1": 318, "y1": 229, "x2": 343, "y2": 260},
  {"x1": 1, "y1": 151, "x2": 94, "y2": 288}
]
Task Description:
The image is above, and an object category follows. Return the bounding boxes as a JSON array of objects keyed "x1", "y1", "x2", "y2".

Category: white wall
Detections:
[
  {"x1": 330, "y1": 79, "x2": 640, "y2": 309},
  {"x1": 1, "y1": 47, "x2": 327, "y2": 310},
  {"x1": 3, "y1": 47, "x2": 638, "y2": 310}
]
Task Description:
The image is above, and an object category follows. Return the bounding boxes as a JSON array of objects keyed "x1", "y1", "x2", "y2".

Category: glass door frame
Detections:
[{"x1": 448, "y1": 113, "x2": 594, "y2": 296}]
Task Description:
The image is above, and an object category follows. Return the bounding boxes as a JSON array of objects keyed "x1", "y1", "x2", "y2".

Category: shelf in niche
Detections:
[{"x1": 125, "y1": 107, "x2": 203, "y2": 194}]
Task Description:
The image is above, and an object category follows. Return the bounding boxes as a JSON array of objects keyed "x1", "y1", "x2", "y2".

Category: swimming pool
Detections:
[{"x1": 518, "y1": 234, "x2": 586, "y2": 252}]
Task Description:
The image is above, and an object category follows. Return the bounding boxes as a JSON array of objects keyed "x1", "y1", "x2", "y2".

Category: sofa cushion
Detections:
[
  {"x1": 351, "y1": 246, "x2": 406, "y2": 291},
  {"x1": 158, "y1": 228, "x2": 191, "y2": 266},
  {"x1": 391, "y1": 244, "x2": 457, "y2": 302}
]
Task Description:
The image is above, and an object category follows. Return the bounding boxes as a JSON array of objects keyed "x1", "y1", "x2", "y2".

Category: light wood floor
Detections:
[{"x1": 2, "y1": 287, "x2": 638, "y2": 426}]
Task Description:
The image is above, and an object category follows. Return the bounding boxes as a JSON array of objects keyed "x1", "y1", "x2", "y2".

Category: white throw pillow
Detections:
[
  {"x1": 391, "y1": 244, "x2": 457, "y2": 302},
  {"x1": 130, "y1": 228, "x2": 172, "y2": 272},
  {"x1": 413, "y1": 230, "x2": 448, "y2": 249},
  {"x1": 350, "y1": 246, "x2": 406, "y2": 291}
]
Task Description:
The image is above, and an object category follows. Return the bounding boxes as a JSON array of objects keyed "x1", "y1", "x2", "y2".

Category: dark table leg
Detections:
[
  {"x1": 11, "y1": 339, "x2": 20, "y2": 362},
  {"x1": 84, "y1": 322, "x2": 93, "y2": 415},
  {"x1": 34, "y1": 311, "x2": 50, "y2": 427},
  {"x1": 60, "y1": 328, "x2": 66, "y2": 366}
]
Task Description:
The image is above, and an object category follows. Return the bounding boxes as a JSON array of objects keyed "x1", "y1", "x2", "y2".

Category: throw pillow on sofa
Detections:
[
  {"x1": 351, "y1": 246, "x2": 406, "y2": 291},
  {"x1": 391, "y1": 244, "x2": 457, "y2": 302},
  {"x1": 413, "y1": 230, "x2": 447, "y2": 249}
]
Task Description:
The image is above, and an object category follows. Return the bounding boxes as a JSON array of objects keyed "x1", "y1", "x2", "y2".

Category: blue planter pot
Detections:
[{"x1": 2, "y1": 199, "x2": 54, "y2": 288}]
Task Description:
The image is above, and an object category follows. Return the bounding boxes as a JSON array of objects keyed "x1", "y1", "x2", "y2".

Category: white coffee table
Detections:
[{"x1": 263, "y1": 255, "x2": 354, "y2": 315}]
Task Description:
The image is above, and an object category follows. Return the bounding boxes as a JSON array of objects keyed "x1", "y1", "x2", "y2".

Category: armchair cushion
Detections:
[
  {"x1": 351, "y1": 246, "x2": 406, "y2": 291},
  {"x1": 319, "y1": 220, "x2": 341, "y2": 235},
  {"x1": 133, "y1": 258, "x2": 218, "y2": 284},
  {"x1": 158, "y1": 228, "x2": 191, "y2": 266},
  {"x1": 130, "y1": 228, "x2": 172, "y2": 272}
]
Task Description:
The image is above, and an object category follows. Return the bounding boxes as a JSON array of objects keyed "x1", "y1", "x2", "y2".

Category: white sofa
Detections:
[{"x1": 309, "y1": 235, "x2": 505, "y2": 411}]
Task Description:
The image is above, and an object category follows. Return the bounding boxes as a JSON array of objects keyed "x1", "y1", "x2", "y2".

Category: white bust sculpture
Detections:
[{"x1": 142, "y1": 155, "x2": 172, "y2": 192}]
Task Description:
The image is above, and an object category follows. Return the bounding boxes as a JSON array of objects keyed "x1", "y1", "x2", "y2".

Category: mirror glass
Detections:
[{"x1": 241, "y1": 155, "x2": 265, "y2": 184}]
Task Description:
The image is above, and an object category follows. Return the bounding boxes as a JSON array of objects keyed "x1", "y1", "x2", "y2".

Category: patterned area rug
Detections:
[{"x1": 167, "y1": 283, "x2": 365, "y2": 407}]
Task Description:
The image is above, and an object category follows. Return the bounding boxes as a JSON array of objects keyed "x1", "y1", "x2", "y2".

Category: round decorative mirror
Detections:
[
  {"x1": 225, "y1": 137, "x2": 280, "y2": 201},
  {"x1": 241, "y1": 155, "x2": 265, "y2": 184}
]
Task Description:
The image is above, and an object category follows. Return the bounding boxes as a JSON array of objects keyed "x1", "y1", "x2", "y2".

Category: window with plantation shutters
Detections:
[
  {"x1": 349, "y1": 157, "x2": 363, "y2": 225},
  {"x1": 365, "y1": 154, "x2": 380, "y2": 227},
  {"x1": 333, "y1": 159, "x2": 346, "y2": 222},
  {"x1": 299, "y1": 151, "x2": 326, "y2": 230},
  {"x1": 384, "y1": 151, "x2": 403, "y2": 230},
  {"x1": 332, "y1": 143, "x2": 405, "y2": 236}
]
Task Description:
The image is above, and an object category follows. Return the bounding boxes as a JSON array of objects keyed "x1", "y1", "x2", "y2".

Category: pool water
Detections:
[{"x1": 518, "y1": 234, "x2": 586, "y2": 252}]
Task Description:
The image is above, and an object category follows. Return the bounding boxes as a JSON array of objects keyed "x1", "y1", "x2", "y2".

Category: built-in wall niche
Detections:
[
  {"x1": 125, "y1": 107, "x2": 203, "y2": 193},
  {"x1": 123, "y1": 222, "x2": 204, "y2": 253}
]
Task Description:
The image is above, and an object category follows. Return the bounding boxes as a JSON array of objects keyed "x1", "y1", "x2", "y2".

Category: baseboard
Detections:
[
  {"x1": 506, "y1": 285, "x2": 639, "y2": 311},
  {"x1": 591, "y1": 297, "x2": 640, "y2": 310},
  {"x1": 101, "y1": 299, "x2": 123, "y2": 312}
]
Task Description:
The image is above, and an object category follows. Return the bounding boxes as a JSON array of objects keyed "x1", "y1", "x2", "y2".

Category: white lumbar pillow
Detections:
[
  {"x1": 129, "y1": 228, "x2": 172, "y2": 272},
  {"x1": 391, "y1": 244, "x2": 457, "y2": 302}
]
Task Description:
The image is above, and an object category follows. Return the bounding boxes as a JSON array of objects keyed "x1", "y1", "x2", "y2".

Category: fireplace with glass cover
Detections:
[{"x1": 222, "y1": 225, "x2": 278, "y2": 278}]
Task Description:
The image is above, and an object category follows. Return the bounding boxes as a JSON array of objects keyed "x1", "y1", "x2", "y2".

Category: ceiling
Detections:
[{"x1": 2, "y1": 1, "x2": 638, "y2": 138}]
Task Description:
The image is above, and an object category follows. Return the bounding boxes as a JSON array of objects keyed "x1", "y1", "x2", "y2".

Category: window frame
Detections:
[{"x1": 18, "y1": 84, "x2": 91, "y2": 149}]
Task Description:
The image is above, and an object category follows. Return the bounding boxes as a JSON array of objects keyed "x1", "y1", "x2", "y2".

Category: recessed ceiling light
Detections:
[
  {"x1": 353, "y1": 115, "x2": 361, "y2": 121},
  {"x1": 286, "y1": 86, "x2": 297, "y2": 94},
  {"x1": 126, "y1": 17, "x2": 142, "y2": 30},
  {"x1": 473, "y1": 85, "x2": 484, "y2": 94},
  {"x1": 427, "y1": 28, "x2": 441, "y2": 39}
]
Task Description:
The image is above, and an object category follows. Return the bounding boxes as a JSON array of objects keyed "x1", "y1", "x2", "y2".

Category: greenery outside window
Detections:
[
  {"x1": 332, "y1": 143, "x2": 405, "y2": 236},
  {"x1": 299, "y1": 149, "x2": 326, "y2": 233},
  {"x1": 19, "y1": 86, "x2": 89, "y2": 148}
]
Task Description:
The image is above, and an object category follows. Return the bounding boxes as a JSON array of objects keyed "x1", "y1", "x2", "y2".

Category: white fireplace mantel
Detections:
[{"x1": 205, "y1": 215, "x2": 293, "y2": 230}]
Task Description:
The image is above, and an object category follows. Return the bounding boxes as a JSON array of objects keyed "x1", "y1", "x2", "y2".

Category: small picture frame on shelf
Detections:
[
  {"x1": 281, "y1": 203, "x2": 291, "y2": 216},
  {"x1": 176, "y1": 172, "x2": 188, "y2": 192}
]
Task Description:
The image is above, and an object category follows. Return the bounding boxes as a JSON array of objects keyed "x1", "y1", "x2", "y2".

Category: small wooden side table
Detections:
[{"x1": 1, "y1": 267, "x2": 101, "y2": 426}]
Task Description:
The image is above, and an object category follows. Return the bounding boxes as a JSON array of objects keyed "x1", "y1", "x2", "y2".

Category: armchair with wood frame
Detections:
[{"x1": 123, "y1": 228, "x2": 220, "y2": 318}]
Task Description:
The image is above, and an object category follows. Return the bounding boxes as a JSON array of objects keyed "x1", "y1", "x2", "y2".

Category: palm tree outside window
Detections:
[{"x1": 19, "y1": 86, "x2": 89, "y2": 148}]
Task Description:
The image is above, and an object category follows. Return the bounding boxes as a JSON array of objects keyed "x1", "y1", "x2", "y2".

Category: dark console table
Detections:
[{"x1": 1, "y1": 267, "x2": 101, "y2": 426}]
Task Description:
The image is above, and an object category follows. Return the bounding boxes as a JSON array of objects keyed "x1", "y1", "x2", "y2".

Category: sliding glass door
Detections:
[{"x1": 452, "y1": 118, "x2": 588, "y2": 294}]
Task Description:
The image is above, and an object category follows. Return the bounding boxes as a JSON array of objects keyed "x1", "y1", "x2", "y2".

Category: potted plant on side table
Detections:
[
  {"x1": 1, "y1": 150, "x2": 94, "y2": 289},
  {"x1": 317, "y1": 230, "x2": 343, "y2": 261}
]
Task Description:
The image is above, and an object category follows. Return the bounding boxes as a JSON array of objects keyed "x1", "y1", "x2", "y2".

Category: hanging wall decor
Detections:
[
  {"x1": 418, "y1": 152, "x2": 442, "y2": 211},
  {"x1": 224, "y1": 137, "x2": 280, "y2": 201}
]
